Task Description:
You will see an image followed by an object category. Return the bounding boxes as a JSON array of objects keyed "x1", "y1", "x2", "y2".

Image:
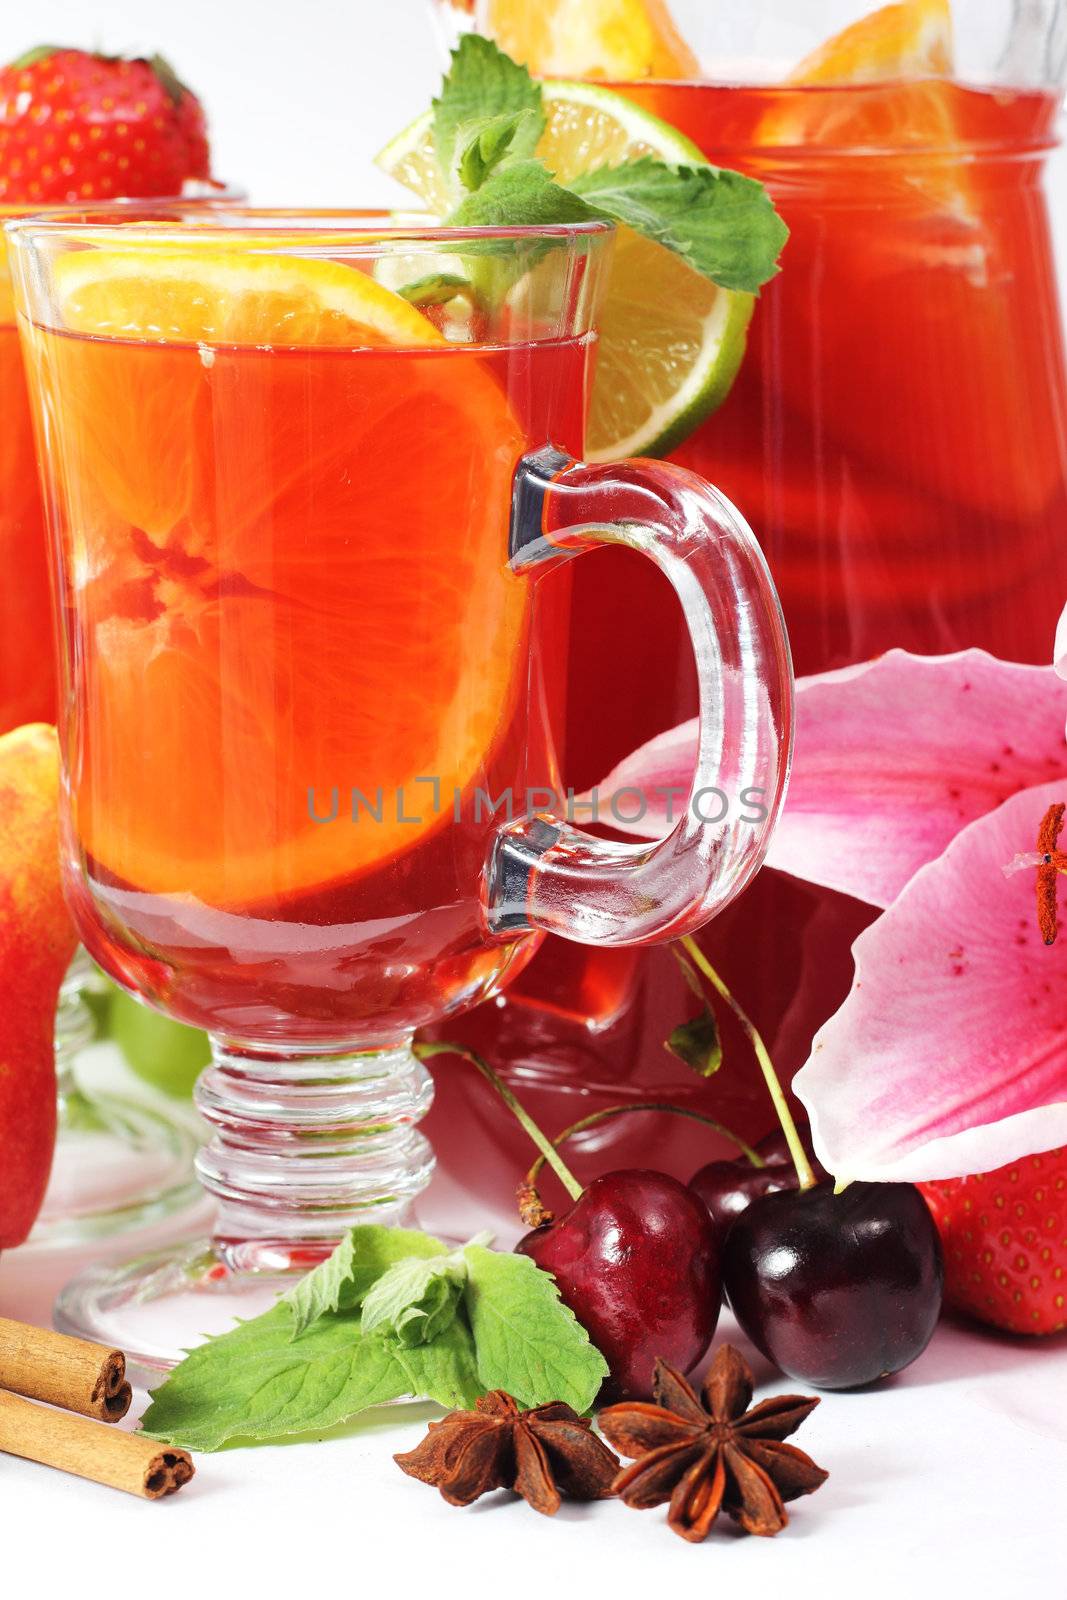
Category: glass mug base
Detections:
[
  {"x1": 53, "y1": 1238, "x2": 316, "y2": 1378},
  {"x1": 53, "y1": 1038, "x2": 436, "y2": 1368},
  {"x1": 31, "y1": 1096, "x2": 201, "y2": 1249}
]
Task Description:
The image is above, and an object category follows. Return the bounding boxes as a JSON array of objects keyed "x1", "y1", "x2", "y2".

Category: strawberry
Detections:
[
  {"x1": 919, "y1": 1147, "x2": 1067, "y2": 1335},
  {"x1": 0, "y1": 46, "x2": 211, "y2": 204}
]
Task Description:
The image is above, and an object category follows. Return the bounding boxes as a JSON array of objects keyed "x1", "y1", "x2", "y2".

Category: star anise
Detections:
[
  {"x1": 394, "y1": 1390, "x2": 620, "y2": 1516},
  {"x1": 599, "y1": 1345, "x2": 828, "y2": 1540}
]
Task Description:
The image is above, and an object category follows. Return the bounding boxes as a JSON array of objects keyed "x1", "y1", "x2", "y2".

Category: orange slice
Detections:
[
  {"x1": 763, "y1": 1, "x2": 967, "y2": 221},
  {"x1": 480, "y1": 0, "x2": 699, "y2": 80},
  {"x1": 786, "y1": 0, "x2": 953, "y2": 84},
  {"x1": 34, "y1": 247, "x2": 528, "y2": 907}
]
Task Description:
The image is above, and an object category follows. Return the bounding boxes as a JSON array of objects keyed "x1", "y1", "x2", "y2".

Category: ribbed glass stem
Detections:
[{"x1": 195, "y1": 1038, "x2": 435, "y2": 1266}]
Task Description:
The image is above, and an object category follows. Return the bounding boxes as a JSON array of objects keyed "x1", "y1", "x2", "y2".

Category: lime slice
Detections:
[
  {"x1": 587, "y1": 226, "x2": 753, "y2": 460},
  {"x1": 376, "y1": 81, "x2": 754, "y2": 459}
]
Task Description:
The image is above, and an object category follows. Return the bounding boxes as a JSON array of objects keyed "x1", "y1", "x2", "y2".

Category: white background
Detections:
[
  {"x1": 0, "y1": 4, "x2": 1065, "y2": 1593},
  {"x1": 0, "y1": 0, "x2": 445, "y2": 207}
]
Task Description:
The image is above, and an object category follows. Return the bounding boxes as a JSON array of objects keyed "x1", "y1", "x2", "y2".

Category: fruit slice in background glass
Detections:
[{"x1": 0, "y1": 44, "x2": 238, "y2": 1246}]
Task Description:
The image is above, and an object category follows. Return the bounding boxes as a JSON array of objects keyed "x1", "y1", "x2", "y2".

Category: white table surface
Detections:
[{"x1": 1, "y1": 1054, "x2": 1065, "y2": 1599}]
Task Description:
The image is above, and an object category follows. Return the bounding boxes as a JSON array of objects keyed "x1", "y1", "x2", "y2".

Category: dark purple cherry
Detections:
[
  {"x1": 689, "y1": 1159, "x2": 799, "y2": 1248},
  {"x1": 516, "y1": 1169, "x2": 721, "y2": 1401},
  {"x1": 722, "y1": 1179, "x2": 944, "y2": 1389},
  {"x1": 690, "y1": 1131, "x2": 825, "y2": 1248}
]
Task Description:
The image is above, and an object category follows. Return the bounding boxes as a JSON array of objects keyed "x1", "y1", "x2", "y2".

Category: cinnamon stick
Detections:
[
  {"x1": 0, "y1": 1390, "x2": 193, "y2": 1498},
  {"x1": 0, "y1": 1317, "x2": 132, "y2": 1421}
]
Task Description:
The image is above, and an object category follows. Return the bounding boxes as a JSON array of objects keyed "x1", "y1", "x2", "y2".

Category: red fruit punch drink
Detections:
[
  {"x1": 36, "y1": 326, "x2": 587, "y2": 1043},
  {"x1": 427, "y1": 47, "x2": 1067, "y2": 1223}
]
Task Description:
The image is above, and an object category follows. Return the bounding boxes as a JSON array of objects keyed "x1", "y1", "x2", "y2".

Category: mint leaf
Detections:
[
  {"x1": 141, "y1": 1306, "x2": 409, "y2": 1451},
  {"x1": 570, "y1": 159, "x2": 788, "y2": 293},
  {"x1": 463, "y1": 1244, "x2": 609, "y2": 1413},
  {"x1": 283, "y1": 1226, "x2": 448, "y2": 1338},
  {"x1": 394, "y1": 1318, "x2": 483, "y2": 1410},
  {"x1": 433, "y1": 35, "x2": 544, "y2": 183},
  {"x1": 397, "y1": 272, "x2": 473, "y2": 308},
  {"x1": 447, "y1": 160, "x2": 600, "y2": 230},
  {"x1": 457, "y1": 107, "x2": 544, "y2": 191},
  {"x1": 666, "y1": 1008, "x2": 723, "y2": 1076},
  {"x1": 361, "y1": 1252, "x2": 467, "y2": 1347}
]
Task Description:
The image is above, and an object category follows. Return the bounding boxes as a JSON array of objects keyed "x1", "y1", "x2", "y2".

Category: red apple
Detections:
[{"x1": 0, "y1": 724, "x2": 78, "y2": 1248}]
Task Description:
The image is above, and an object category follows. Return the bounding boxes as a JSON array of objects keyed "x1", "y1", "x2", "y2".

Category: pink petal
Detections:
[
  {"x1": 1056, "y1": 603, "x2": 1067, "y2": 684},
  {"x1": 590, "y1": 651, "x2": 1067, "y2": 908},
  {"x1": 793, "y1": 780, "x2": 1067, "y2": 1184}
]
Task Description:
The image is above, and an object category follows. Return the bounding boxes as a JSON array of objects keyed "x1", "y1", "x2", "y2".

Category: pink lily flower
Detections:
[{"x1": 591, "y1": 632, "x2": 1067, "y2": 1183}]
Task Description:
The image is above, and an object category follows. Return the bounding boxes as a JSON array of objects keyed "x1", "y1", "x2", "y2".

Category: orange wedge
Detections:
[
  {"x1": 786, "y1": 0, "x2": 953, "y2": 84},
  {"x1": 32, "y1": 247, "x2": 528, "y2": 907},
  {"x1": 763, "y1": 1, "x2": 967, "y2": 220},
  {"x1": 481, "y1": 0, "x2": 699, "y2": 80}
]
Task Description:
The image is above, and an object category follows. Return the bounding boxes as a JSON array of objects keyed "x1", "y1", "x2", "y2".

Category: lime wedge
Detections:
[{"x1": 377, "y1": 81, "x2": 755, "y2": 459}]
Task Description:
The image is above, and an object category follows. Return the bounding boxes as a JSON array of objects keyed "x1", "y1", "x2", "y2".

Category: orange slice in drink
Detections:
[
  {"x1": 762, "y1": 1, "x2": 968, "y2": 221},
  {"x1": 36, "y1": 248, "x2": 528, "y2": 907},
  {"x1": 480, "y1": 0, "x2": 699, "y2": 80},
  {"x1": 786, "y1": 0, "x2": 953, "y2": 84}
]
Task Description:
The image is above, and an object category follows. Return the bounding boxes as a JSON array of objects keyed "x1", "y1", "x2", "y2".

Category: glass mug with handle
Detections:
[{"x1": 8, "y1": 212, "x2": 792, "y2": 1369}]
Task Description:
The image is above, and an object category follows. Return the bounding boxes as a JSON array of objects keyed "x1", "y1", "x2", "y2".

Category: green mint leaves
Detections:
[
  {"x1": 448, "y1": 160, "x2": 606, "y2": 231},
  {"x1": 404, "y1": 36, "x2": 786, "y2": 297},
  {"x1": 433, "y1": 33, "x2": 544, "y2": 181},
  {"x1": 456, "y1": 108, "x2": 545, "y2": 190},
  {"x1": 569, "y1": 159, "x2": 787, "y2": 295},
  {"x1": 141, "y1": 1226, "x2": 609, "y2": 1451},
  {"x1": 463, "y1": 1245, "x2": 608, "y2": 1410},
  {"x1": 282, "y1": 1224, "x2": 447, "y2": 1338}
]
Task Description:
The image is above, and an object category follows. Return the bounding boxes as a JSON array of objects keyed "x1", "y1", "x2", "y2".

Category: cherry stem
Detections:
[
  {"x1": 521, "y1": 1099, "x2": 765, "y2": 1213},
  {"x1": 678, "y1": 936, "x2": 818, "y2": 1192},
  {"x1": 413, "y1": 1039, "x2": 584, "y2": 1204}
]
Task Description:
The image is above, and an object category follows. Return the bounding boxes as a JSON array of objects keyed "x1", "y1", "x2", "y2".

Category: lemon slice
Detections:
[{"x1": 377, "y1": 82, "x2": 755, "y2": 460}]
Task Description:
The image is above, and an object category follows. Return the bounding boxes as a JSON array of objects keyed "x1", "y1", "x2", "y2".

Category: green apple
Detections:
[{"x1": 109, "y1": 985, "x2": 210, "y2": 1100}]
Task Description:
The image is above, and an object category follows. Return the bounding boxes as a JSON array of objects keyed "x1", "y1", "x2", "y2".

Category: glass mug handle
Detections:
[{"x1": 487, "y1": 445, "x2": 794, "y2": 945}]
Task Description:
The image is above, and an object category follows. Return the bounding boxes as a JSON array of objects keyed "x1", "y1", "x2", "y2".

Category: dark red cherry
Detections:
[
  {"x1": 691, "y1": 1127, "x2": 829, "y2": 1247},
  {"x1": 722, "y1": 1179, "x2": 944, "y2": 1389},
  {"x1": 689, "y1": 1159, "x2": 799, "y2": 1247},
  {"x1": 516, "y1": 1169, "x2": 721, "y2": 1401}
]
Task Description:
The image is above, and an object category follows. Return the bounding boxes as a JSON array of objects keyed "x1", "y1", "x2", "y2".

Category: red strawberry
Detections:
[
  {"x1": 919, "y1": 1147, "x2": 1067, "y2": 1335},
  {"x1": 0, "y1": 46, "x2": 211, "y2": 204}
]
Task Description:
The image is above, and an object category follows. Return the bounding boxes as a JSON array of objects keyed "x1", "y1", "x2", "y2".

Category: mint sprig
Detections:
[
  {"x1": 385, "y1": 36, "x2": 787, "y2": 297},
  {"x1": 432, "y1": 32, "x2": 544, "y2": 180},
  {"x1": 142, "y1": 1225, "x2": 609, "y2": 1451}
]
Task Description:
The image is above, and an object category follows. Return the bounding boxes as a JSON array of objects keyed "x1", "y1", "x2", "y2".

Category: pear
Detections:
[{"x1": 0, "y1": 723, "x2": 78, "y2": 1248}]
